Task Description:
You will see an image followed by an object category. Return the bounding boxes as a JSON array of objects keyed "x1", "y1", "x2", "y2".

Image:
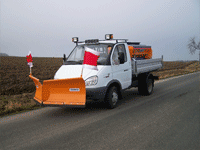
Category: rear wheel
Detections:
[
  {"x1": 138, "y1": 75, "x2": 154, "y2": 95},
  {"x1": 105, "y1": 86, "x2": 119, "y2": 109},
  {"x1": 146, "y1": 78, "x2": 153, "y2": 95}
]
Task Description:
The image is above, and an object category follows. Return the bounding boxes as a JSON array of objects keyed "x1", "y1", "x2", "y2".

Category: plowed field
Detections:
[
  {"x1": 0, "y1": 56, "x2": 199, "y2": 95},
  {"x1": 0, "y1": 56, "x2": 63, "y2": 95},
  {"x1": 0, "y1": 56, "x2": 199, "y2": 117}
]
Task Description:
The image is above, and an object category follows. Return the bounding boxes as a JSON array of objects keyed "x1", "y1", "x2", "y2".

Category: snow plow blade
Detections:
[{"x1": 29, "y1": 75, "x2": 86, "y2": 107}]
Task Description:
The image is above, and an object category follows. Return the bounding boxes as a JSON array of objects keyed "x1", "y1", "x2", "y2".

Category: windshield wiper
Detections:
[
  {"x1": 76, "y1": 60, "x2": 83, "y2": 64},
  {"x1": 66, "y1": 61, "x2": 76, "y2": 62},
  {"x1": 64, "y1": 60, "x2": 83, "y2": 65}
]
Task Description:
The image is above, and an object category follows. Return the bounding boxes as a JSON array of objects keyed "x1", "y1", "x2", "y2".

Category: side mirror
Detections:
[
  {"x1": 118, "y1": 52, "x2": 125, "y2": 64},
  {"x1": 63, "y1": 54, "x2": 66, "y2": 62}
]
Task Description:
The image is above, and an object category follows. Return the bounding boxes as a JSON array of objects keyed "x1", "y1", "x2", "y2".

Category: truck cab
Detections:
[{"x1": 54, "y1": 35, "x2": 133, "y2": 106}]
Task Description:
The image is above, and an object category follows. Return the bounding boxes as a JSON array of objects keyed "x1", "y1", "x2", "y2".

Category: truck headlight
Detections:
[{"x1": 85, "y1": 76, "x2": 98, "y2": 86}]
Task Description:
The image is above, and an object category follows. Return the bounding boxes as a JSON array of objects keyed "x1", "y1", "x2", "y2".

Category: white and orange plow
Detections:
[{"x1": 29, "y1": 75, "x2": 86, "y2": 107}]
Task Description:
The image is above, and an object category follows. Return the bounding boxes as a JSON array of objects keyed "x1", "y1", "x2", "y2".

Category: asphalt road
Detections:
[{"x1": 0, "y1": 72, "x2": 199, "y2": 150}]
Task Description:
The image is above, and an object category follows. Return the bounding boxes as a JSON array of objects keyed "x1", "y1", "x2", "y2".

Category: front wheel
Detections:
[{"x1": 105, "y1": 86, "x2": 119, "y2": 109}]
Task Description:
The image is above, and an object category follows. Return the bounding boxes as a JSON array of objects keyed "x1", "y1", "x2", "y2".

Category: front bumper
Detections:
[{"x1": 86, "y1": 86, "x2": 107, "y2": 100}]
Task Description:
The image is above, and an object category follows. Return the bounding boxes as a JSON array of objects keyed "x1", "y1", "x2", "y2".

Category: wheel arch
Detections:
[{"x1": 105, "y1": 80, "x2": 122, "y2": 99}]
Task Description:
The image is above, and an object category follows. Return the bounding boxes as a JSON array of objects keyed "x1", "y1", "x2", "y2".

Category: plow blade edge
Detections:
[{"x1": 29, "y1": 75, "x2": 86, "y2": 107}]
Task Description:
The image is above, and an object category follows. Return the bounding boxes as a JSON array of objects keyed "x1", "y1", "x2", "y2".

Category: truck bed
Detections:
[{"x1": 132, "y1": 56, "x2": 163, "y2": 75}]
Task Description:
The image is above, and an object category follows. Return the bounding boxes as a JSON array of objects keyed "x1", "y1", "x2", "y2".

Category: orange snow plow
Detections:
[{"x1": 29, "y1": 75, "x2": 86, "y2": 107}]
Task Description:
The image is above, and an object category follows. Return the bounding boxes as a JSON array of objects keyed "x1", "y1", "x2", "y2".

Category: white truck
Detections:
[{"x1": 49, "y1": 34, "x2": 163, "y2": 108}]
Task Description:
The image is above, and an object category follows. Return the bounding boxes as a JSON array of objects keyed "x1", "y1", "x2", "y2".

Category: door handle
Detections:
[{"x1": 124, "y1": 69, "x2": 128, "y2": 72}]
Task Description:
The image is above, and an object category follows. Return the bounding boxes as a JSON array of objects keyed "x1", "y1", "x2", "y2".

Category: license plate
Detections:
[{"x1": 69, "y1": 88, "x2": 80, "y2": 92}]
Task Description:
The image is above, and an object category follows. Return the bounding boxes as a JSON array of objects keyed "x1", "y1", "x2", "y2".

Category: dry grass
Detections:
[
  {"x1": 152, "y1": 61, "x2": 200, "y2": 79},
  {"x1": 0, "y1": 93, "x2": 41, "y2": 117},
  {"x1": 0, "y1": 56, "x2": 199, "y2": 117}
]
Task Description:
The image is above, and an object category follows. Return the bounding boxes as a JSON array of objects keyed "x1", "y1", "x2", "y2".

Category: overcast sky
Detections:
[{"x1": 1, "y1": 0, "x2": 200, "y2": 61}]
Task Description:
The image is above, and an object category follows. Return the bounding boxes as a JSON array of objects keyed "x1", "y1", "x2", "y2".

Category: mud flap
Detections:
[{"x1": 29, "y1": 75, "x2": 86, "y2": 107}]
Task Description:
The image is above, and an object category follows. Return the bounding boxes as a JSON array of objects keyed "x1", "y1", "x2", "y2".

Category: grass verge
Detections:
[{"x1": 0, "y1": 93, "x2": 43, "y2": 117}]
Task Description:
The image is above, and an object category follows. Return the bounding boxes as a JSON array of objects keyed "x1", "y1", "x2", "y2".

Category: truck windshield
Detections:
[{"x1": 65, "y1": 44, "x2": 114, "y2": 65}]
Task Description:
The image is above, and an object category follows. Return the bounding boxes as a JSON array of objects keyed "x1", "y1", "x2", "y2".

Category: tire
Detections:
[
  {"x1": 146, "y1": 78, "x2": 153, "y2": 95},
  {"x1": 138, "y1": 76, "x2": 153, "y2": 96},
  {"x1": 105, "y1": 86, "x2": 119, "y2": 109}
]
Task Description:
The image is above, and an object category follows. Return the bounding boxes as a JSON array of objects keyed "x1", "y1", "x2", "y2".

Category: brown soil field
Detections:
[
  {"x1": 0, "y1": 56, "x2": 199, "y2": 117},
  {"x1": 0, "y1": 56, "x2": 63, "y2": 95},
  {"x1": 152, "y1": 61, "x2": 200, "y2": 79}
]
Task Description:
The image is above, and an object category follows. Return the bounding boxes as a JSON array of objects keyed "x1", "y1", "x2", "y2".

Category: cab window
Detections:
[
  {"x1": 117, "y1": 44, "x2": 127, "y2": 62},
  {"x1": 112, "y1": 44, "x2": 127, "y2": 65}
]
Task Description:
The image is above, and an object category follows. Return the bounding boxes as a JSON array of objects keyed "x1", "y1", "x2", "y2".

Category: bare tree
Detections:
[{"x1": 188, "y1": 37, "x2": 200, "y2": 62}]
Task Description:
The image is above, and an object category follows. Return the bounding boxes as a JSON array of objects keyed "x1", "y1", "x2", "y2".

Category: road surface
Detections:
[{"x1": 0, "y1": 72, "x2": 199, "y2": 150}]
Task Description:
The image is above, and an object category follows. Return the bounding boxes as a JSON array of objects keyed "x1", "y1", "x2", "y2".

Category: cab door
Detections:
[{"x1": 111, "y1": 44, "x2": 131, "y2": 89}]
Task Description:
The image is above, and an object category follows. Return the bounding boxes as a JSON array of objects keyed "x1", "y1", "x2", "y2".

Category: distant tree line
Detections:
[{"x1": 0, "y1": 53, "x2": 9, "y2": 56}]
